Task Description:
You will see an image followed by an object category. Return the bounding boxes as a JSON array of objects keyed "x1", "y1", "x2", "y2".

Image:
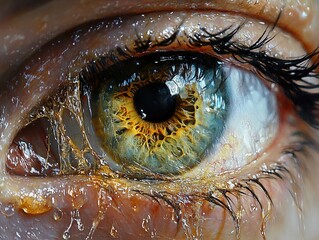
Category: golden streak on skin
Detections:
[{"x1": 17, "y1": 196, "x2": 52, "y2": 215}]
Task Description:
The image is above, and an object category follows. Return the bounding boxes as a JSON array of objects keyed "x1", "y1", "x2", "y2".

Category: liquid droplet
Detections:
[
  {"x1": 142, "y1": 215, "x2": 151, "y2": 232},
  {"x1": 77, "y1": 222, "x2": 85, "y2": 232},
  {"x1": 132, "y1": 205, "x2": 137, "y2": 212},
  {"x1": 181, "y1": 218, "x2": 192, "y2": 239},
  {"x1": 1, "y1": 203, "x2": 15, "y2": 217},
  {"x1": 249, "y1": 204, "x2": 258, "y2": 213},
  {"x1": 86, "y1": 217, "x2": 101, "y2": 240},
  {"x1": 62, "y1": 231, "x2": 70, "y2": 240},
  {"x1": 171, "y1": 209, "x2": 178, "y2": 223},
  {"x1": 19, "y1": 196, "x2": 51, "y2": 215},
  {"x1": 110, "y1": 225, "x2": 118, "y2": 238},
  {"x1": 72, "y1": 209, "x2": 85, "y2": 232},
  {"x1": 63, "y1": 209, "x2": 84, "y2": 239},
  {"x1": 86, "y1": 188, "x2": 111, "y2": 240},
  {"x1": 53, "y1": 208, "x2": 63, "y2": 221}
]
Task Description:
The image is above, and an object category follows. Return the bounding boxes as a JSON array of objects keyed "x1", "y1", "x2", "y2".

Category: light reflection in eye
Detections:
[{"x1": 0, "y1": 9, "x2": 318, "y2": 240}]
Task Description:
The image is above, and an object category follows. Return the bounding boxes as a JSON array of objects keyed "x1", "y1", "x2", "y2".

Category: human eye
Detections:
[{"x1": 0, "y1": 1, "x2": 319, "y2": 240}]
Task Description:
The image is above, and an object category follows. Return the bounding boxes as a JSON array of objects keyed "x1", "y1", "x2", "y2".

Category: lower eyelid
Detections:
[
  {"x1": 0, "y1": 147, "x2": 304, "y2": 239},
  {"x1": 0, "y1": 99, "x2": 306, "y2": 239},
  {"x1": 0, "y1": 110, "x2": 309, "y2": 237}
]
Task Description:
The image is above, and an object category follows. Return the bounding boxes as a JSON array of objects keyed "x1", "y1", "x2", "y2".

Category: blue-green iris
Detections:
[{"x1": 93, "y1": 52, "x2": 228, "y2": 176}]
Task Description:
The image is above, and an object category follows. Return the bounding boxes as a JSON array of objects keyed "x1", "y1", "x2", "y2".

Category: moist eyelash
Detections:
[
  {"x1": 187, "y1": 26, "x2": 319, "y2": 129},
  {"x1": 130, "y1": 18, "x2": 319, "y2": 129}
]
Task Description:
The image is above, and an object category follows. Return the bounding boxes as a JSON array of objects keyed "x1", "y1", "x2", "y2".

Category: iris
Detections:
[{"x1": 92, "y1": 52, "x2": 228, "y2": 175}]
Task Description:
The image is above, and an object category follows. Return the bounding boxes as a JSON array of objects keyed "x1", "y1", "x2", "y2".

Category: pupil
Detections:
[{"x1": 133, "y1": 82, "x2": 177, "y2": 123}]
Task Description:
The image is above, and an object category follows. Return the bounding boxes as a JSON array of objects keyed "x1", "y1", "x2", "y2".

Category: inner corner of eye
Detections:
[
  {"x1": 6, "y1": 117, "x2": 61, "y2": 177},
  {"x1": 6, "y1": 51, "x2": 280, "y2": 179}
]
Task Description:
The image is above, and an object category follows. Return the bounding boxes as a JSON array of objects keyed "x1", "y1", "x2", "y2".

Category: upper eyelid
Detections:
[
  {"x1": 0, "y1": 3, "x2": 318, "y2": 133},
  {"x1": 0, "y1": 13, "x2": 311, "y2": 102},
  {"x1": 2, "y1": 11, "x2": 317, "y2": 142},
  {"x1": 0, "y1": 0, "x2": 317, "y2": 81}
]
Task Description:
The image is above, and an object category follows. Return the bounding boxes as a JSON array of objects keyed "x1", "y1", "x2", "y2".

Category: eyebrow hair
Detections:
[{"x1": 0, "y1": 0, "x2": 53, "y2": 21}]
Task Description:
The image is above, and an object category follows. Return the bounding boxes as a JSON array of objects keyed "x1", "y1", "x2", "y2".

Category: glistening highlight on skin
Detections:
[{"x1": 0, "y1": 1, "x2": 318, "y2": 240}]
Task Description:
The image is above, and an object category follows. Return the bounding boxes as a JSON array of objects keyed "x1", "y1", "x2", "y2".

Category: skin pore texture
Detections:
[{"x1": 0, "y1": 0, "x2": 318, "y2": 239}]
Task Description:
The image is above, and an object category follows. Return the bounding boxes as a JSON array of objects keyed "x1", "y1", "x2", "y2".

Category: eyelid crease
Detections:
[
  {"x1": 1, "y1": 0, "x2": 317, "y2": 71},
  {"x1": 1, "y1": 1, "x2": 317, "y2": 92},
  {"x1": 0, "y1": 0, "x2": 53, "y2": 21}
]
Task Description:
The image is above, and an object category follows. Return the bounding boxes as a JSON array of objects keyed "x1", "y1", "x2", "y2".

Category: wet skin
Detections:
[{"x1": 0, "y1": 0, "x2": 318, "y2": 239}]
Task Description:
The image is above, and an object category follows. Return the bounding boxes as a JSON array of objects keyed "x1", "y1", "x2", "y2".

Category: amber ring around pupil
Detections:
[{"x1": 91, "y1": 52, "x2": 228, "y2": 176}]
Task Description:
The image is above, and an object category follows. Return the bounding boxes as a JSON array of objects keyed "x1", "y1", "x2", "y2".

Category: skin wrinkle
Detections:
[
  {"x1": 0, "y1": 0, "x2": 318, "y2": 239},
  {"x1": 0, "y1": 0, "x2": 53, "y2": 20}
]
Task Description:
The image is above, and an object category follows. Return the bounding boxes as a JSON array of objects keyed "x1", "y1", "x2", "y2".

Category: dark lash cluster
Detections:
[{"x1": 187, "y1": 24, "x2": 319, "y2": 129}]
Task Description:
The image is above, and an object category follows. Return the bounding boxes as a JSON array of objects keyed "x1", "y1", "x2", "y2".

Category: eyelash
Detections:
[{"x1": 187, "y1": 26, "x2": 319, "y2": 129}]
